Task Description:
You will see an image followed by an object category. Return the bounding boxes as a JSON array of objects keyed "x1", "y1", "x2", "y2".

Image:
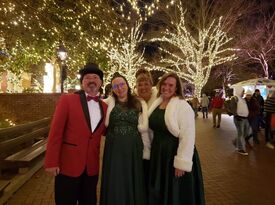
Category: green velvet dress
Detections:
[
  {"x1": 100, "y1": 104, "x2": 146, "y2": 205},
  {"x1": 148, "y1": 107, "x2": 205, "y2": 205}
]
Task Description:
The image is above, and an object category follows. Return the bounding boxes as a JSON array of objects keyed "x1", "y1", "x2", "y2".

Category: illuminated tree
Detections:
[
  {"x1": 0, "y1": 0, "x2": 261, "y2": 94},
  {"x1": 213, "y1": 64, "x2": 237, "y2": 97},
  {"x1": 144, "y1": 0, "x2": 257, "y2": 96},
  {"x1": 151, "y1": 3, "x2": 237, "y2": 97},
  {"x1": 0, "y1": 0, "x2": 162, "y2": 92},
  {"x1": 106, "y1": 22, "x2": 149, "y2": 88},
  {"x1": 236, "y1": 9, "x2": 275, "y2": 78},
  {"x1": 0, "y1": 1, "x2": 144, "y2": 73}
]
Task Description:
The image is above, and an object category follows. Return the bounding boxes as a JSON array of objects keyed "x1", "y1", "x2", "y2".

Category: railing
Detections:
[{"x1": 0, "y1": 118, "x2": 51, "y2": 204}]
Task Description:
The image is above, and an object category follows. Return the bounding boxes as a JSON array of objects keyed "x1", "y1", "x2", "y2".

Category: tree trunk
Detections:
[{"x1": 194, "y1": 83, "x2": 203, "y2": 98}]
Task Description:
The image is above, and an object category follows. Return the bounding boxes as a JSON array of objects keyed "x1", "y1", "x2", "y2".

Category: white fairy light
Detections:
[{"x1": 151, "y1": 5, "x2": 237, "y2": 97}]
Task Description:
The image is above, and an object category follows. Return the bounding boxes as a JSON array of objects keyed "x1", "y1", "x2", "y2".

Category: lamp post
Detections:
[{"x1": 57, "y1": 43, "x2": 68, "y2": 93}]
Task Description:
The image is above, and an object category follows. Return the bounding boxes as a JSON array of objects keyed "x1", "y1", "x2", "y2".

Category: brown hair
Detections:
[
  {"x1": 135, "y1": 68, "x2": 153, "y2": 85},
  {"x1": 157, "y1": 72, "x2": 184, "y2": 99},
  {"x1": 111, "y1": 72, "x2": 141, "y2": 111}
]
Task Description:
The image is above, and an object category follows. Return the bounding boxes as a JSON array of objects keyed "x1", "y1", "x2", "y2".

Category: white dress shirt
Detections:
[{"x1": 86, "y1": 93, "x2": 101, "y2": 132}]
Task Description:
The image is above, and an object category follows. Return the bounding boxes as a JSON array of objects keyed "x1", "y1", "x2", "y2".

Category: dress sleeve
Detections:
[
  {"x1": 173, "y1": 101, "x2": 195, "y2": 172},
  {"x1": 138, "y1": 100, "x2": 150, "y2": 159}
]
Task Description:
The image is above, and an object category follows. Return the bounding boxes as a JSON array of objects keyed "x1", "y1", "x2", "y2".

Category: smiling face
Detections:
[
  {"x1": 112, "y1": 77, "x2": 128, "y2": 102},
  {"x1": 160, "y1": 77, "x2": 177, "y2": 100},
  {"x1": 82, "y1": 73, "x2": 102, "y2": 96},
  {"x1": 136, "y1": 79, "x2": 152, "y2": 101}
]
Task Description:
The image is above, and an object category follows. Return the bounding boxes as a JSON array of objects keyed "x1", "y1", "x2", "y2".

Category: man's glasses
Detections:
[{"x1": 112, "y1": 82, "x2": 126, "y2": 90}]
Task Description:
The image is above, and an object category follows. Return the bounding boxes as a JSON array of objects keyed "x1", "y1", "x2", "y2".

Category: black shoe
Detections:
[
  {"x1": 216, "y1": 125, "x2": 220, "y2": 128},
  {"x1": 213, "y1": 125, "x2": 216, "y2": 128},
  {"x1": 237, "y1": 150, "x2": 248, "y2": 156}
]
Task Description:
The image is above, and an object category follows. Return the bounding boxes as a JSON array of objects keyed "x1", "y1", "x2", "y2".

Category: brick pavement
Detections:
[{"x1": 5, "y1": 113, "x2": 275, "y2": 205}]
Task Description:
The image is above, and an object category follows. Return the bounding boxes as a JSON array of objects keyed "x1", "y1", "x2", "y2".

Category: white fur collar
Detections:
[
  {"x1": 148, "y1": 96, "x2": 181, "y2": 137},
  {"x1": 148, "y1": 96, "x2": 195, "y2": 172},
  {"x1": 103, "y1": 96, "x2": 148, "y2": 132}
]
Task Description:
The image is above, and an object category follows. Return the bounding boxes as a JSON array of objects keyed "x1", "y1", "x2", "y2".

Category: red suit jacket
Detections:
[{"x1": 44, "y1": 91, "x2": 107, "y2": 177}]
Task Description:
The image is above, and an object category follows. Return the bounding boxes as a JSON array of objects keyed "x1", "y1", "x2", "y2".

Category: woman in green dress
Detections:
[
  {"x1": 147, "y1": 72, "x2": 205, "y2": 205},
  {"x1": 100, "y1": 73, "x2": 148, "y2": 205}
]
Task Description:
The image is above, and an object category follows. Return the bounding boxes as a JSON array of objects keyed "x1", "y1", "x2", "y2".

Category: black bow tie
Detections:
[{"x1": 87, "y1": 95, "x2": 99, "y2": 102}]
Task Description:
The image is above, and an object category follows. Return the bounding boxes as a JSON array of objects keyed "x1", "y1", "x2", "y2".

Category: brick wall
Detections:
[{"x1": 0, "y1": 93, "x2": 61, "y2": 124}]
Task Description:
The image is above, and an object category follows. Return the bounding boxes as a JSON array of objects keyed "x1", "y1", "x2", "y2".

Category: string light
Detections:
[
  {"x1": 0, "y1": 0, "x2": 171, "y2": 92},
  {"x1": 105, "y1": 21, "x2": 149, "y2": 89},
  {"x1": 151, "y1": 4, "x2": 237, "y2": 97}
]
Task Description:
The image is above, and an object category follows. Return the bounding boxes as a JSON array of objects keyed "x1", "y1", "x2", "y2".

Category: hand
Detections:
[
  {"x1": 45, "y1": 167, "x2": 60, "y2": 176},
  {"x1": 175, "y1": 168, "x2": 185, "y2": 178}
]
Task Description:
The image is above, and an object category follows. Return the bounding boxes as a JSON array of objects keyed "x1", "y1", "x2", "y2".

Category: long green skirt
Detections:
[
  {"x1": 100, "y1": 104, "x2": 146, "y2": 205},
  {"x1": 148, "y1": 107, "x2": 205, "y2": 205}
]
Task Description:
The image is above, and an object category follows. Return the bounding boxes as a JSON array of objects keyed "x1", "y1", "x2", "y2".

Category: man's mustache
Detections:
[{"x1": 88, "y1": 82, "x2": 96, "y2": 87}]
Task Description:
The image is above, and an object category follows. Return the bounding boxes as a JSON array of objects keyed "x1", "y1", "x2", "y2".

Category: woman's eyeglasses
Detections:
[{"x1": 112, "y1": 82, "x2": 126, "y2": 90}]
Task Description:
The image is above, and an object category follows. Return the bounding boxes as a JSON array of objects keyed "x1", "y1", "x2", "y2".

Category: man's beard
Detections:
[{"x1": 88, "y1": 82, "x2": 98, "y2": 92}]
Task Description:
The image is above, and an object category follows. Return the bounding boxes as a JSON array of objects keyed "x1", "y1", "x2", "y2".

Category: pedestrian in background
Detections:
[
  {"x1": 44, "y1": 64, "x2": 107, "y2": 205},
  {"x1": 103, "y1": 83, "x2": 112, "y2": 98},
  {"x1": 253, "y1": 89, "x2": 265, "y2": 129},
  {"x1": 211, "y1": 92, "x2": 224, "y2": 128},
  {"x1": 244, "y1": 90, "x2": 260, "y2": 146},
  {"x1": 264, "y1": 90, "x2": 275, "y2": 149},
  {"x1": 148, "y1": 72, "x2": 205, "y2": 205},
  {"x1": 231, "y1": 86, "x2": 250, "y2": 156},
  {"x1": 191, "y1": 95, "x2": 200, "y2": 118},
  {"x1": 201, "y1": 93, "x2": 209, "y2": 119}
]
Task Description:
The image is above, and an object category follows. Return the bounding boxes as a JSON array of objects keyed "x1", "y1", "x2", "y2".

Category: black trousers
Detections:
[
  {"x1": 265, "y1": 113, "x2": 274, "y2": 142},
  {"x1": 55, "y1": 171, "x2": 98, "y2": 205}
]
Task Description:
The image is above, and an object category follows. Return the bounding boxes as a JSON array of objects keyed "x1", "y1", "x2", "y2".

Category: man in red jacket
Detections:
[
  {"x1": 211, "y1": 92, "x2": 224, "y2": 128},
  {"x1": 44, "y1": 63, "x2": 107, "y2": 205}
]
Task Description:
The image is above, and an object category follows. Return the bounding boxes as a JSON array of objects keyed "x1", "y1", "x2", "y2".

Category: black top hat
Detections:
[{"x1": 79, "y1": 63, "x2": 104, "y2": 83}]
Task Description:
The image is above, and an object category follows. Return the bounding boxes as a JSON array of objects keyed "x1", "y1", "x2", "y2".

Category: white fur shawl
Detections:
[{"x1": 148, "y1": 96, "x2": 195, "y2": 172}]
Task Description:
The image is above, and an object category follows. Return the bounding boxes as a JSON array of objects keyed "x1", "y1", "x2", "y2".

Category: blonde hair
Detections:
[{"x1": 135, "y1": 68, "x2": 153, "y2": 85}]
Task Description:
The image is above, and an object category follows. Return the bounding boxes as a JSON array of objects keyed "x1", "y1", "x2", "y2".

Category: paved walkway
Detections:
[{"x1": 5, "y1": 113, "x2": 275, "y2": 205}]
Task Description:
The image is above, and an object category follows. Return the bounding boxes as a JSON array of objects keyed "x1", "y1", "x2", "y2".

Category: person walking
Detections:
[
  {"x1": 231, "y1": 86, "x2": 250, "y2": 156},
  {"x1": 44, "y1": 63, "x2": 107, "y2": 205},
  {"x1": 201, "y1": 93, "x2": 209, "y2": 118},
  {"x1": 100, "y1": 73, "x2": 148, "y2": 205},
  {"x1": 244, "y1": 90, "x2": 260, "y2": 146},
  {"x1": 191, "y1": 96, "x2": 200, "y2": 117},
  {"x1": 148, "y1": 72, "x2": 205, "y2": 205},
  {"x1": 253, "y1": 89, "x2": 265, "y2": 129},
  {"x1": 264, "y1": 91, "x2": 275, "y2": 149},
  {"x1": 211, "y1": 92, "x2": 224, "y2": 128}
]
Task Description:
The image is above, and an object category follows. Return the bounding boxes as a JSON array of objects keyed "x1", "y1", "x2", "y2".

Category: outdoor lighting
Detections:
[
  {"x1": 43, "y1": 63, "x2": 54, "y2": 93},
  {"x1": 57, "y1": 44, "x2": 68, "y2": 61},
  {"x1": 75, "y1": 85, "x2": 81, "y2": 90},
  {"x1": 57, "y1": 43, "x2": 68, "y2": 93}
]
